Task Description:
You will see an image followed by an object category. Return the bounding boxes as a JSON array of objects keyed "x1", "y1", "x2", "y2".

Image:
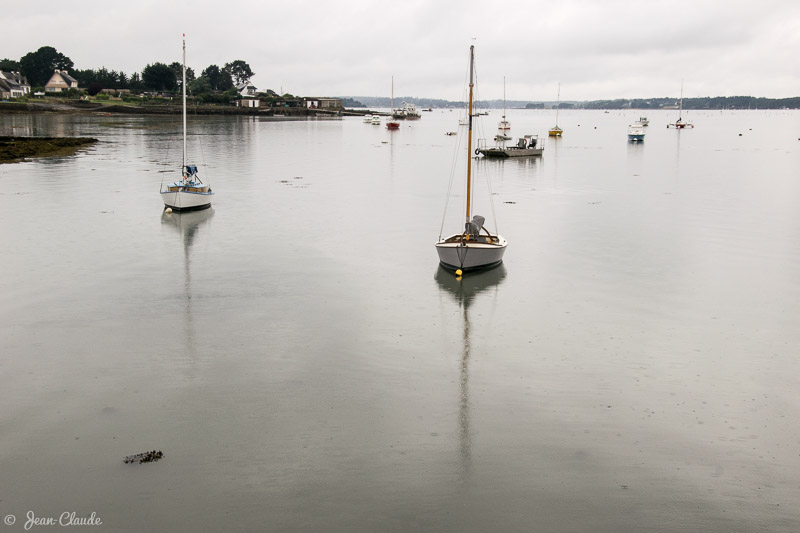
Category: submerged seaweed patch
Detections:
[
  {"x1": 0, "y1": 136, "x2": 98, "y2": 163},
  {"x1": 124, "y1": 450, "x2": 164, "y2": 464}
]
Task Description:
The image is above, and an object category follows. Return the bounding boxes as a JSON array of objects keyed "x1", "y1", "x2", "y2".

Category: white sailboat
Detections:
[
  {"x1": 436, "y1": 45, "x2": 508, "y2": 274},
  {"x1": 667, "y1": 80, "x2": 694, "y2": 129},
  {"x1": 549, "y1": 82, "x2": 563, "y2": 137},
  {"x1": 498, "y1": 76, "x2": 510, "y2": 131},
  {"x1": 160, "y1": 35, "x2": 214, "y2": 211}
]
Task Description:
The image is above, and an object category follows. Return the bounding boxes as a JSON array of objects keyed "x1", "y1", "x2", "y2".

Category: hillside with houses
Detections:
[{"x1": 1, "y1": 46, "x2": 344, "y2": 116}]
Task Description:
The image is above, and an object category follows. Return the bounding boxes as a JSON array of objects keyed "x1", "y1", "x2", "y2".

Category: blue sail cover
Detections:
[{"x1": 185, "y1": 165, "x2": 198, "y2": 177}]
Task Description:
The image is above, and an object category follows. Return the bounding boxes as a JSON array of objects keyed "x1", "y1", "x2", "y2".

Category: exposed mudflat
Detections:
[{"x1": 0, "y1": 136, "x2": 98, "y2": 163}]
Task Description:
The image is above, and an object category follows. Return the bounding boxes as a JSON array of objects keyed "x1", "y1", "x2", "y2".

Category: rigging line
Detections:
[
  {"x1": 440, "y1": 76, "x2": 471, "y2": 239},
  {"x1": 440, "y1": 113, "x2": 465, "y2": 239},
  {"x1": 485, "y1": 159, "x2": 499, "y2": 235},
  {"x1": 160, "y1": 112, "x2": 179, "y2": 188},
  {"x1": 197, "y1": 115, "x2": 208, "y2": 171}
]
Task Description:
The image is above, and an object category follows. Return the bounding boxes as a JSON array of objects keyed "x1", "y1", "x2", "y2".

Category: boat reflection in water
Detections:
[
  {"x1": 161, "y1": 208, "x2": 215, "y2": 357},
  {"x1": 434, "y1": 263, "x2": 507, "y2": 480},
  {"x1": 161, "y1": 208, "x2": 215, "y2": 257}
]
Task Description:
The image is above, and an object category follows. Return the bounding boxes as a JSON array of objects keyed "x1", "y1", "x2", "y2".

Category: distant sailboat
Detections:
[
  {"x1": 161, "y1": 35, "x2": 214, "y2": 211},
  {"x1": 667, "y1": 80, "x2": 694, "y2": 129},
  {"x1": 548, "y1": 82, "x2": 563, "y2": 137},
  {"x1": 435, "y1": 45, "x2": 507, "y2": 274},
  {"x1": 498, "y1": 76, "x2": 510, "y2": 131},
  {"x1": 387, "y1": 77, "x2": 400, "y2": 130}
]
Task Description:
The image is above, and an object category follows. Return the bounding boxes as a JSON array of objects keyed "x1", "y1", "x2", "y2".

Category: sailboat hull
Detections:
[
  {"x1": 161, "y1": 189, "x2": 214, "y2": 211},
  {"x1": 435, "y1": 236, "x2": 508, "y2": 272}
]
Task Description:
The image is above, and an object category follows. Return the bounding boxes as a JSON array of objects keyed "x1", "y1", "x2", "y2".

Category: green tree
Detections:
[
  {"x1": 129, "y1": 72, "x2": 144, "y2": 92},
  {"x1": 0, "y1": 58, "x2": 20, "y2": 71},
  {"x1": 223, "y1": 60, "x2": 254, "y2": 86},
  {"x1": 169, "y1": 62, "x2": 195, "y2": 85},
  {"x1": 141, "y1": 62, "x2": 178, "y2": 92},
  {"x1": 19, "y1": 46, "x2": 74, "y2": 87},
  {"x1": 200, "y1": 65, "x2": 232, "y2": 91},
  {"x1": 188, "y1": 76, "x2": 211, "y2": 95},
  {"x1": 87, "y1": 82, "x2": 103, "y2": 96}
]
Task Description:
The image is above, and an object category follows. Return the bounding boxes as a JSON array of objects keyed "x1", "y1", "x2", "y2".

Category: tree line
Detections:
[
  {"x1": 533, "y1": 96, "x2": 800, "y2": 110},
  {"x1": 0, "y1": 46, "x2": 254, "y2": 99}
]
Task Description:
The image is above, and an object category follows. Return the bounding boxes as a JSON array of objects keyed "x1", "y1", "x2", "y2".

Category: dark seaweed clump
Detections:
[
  {"x1": 124, "y1": 450, "x2": 164, "y2": 464},
  {"x1": 0, "y1": 136, "x2": 98, "y2": 163}
]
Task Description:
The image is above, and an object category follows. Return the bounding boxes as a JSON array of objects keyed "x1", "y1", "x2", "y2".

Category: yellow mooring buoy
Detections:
[
  {"x1": 165, "y1": 207, "x2": 173, "y2": 214},
  {"x1": 455, "y1": 269, "x2": 463, "y2": 276}
]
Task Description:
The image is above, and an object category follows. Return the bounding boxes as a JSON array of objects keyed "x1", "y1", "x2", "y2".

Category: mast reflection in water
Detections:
[
  {"x1": 434, "y1": 264, "x2": 506, "y2": 481},
  {"x1": 161, "y1": 208, "x2": 215, "y2": 356}
]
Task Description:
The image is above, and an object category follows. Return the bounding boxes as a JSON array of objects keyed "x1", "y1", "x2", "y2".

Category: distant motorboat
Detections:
[
  {"x1": 638, "y1": 116, "x2": 649, "y2": 127},
  {"x1": 371, "y1": 115, "x2": 381, "y2": 125},
  {"x1": 628, "y1": 123, "x2": 645, "y2": 142},
  {"x1": 392, "y1": 101, "x2": 421, "y2": 120},
  {"x1": 363, "y1": 114, "x2": 374, "y2": 123},
  {"x1": 477, "y1": 135, "x2": 543, "y2": 158}
]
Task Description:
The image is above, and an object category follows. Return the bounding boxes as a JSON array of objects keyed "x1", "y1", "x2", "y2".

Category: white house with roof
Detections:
[
  {"x1": 236, "y1": 81, "x2": 257, "y2": 97},
  {"x1": 45, "y1": 69, "x2": 79, "y2": 92},
  {"x1": 0, "y1": 71, "x2": 31, "y2": 97}
]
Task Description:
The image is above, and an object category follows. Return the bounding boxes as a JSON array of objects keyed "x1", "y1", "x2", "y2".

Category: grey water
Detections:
[{"x1": 1, "y1": 109, "x2": 799, "y2": 532}]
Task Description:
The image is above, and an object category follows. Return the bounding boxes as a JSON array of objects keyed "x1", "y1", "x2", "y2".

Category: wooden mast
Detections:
[{"x1": 466, "y1": 45, "x2": 475, "y2": 225}]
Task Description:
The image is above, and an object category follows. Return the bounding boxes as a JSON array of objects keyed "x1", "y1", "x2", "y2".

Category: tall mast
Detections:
[
  {"x1": 182, "y1": 34, "x2": 187, "y2": 179},
  {"x1": 555, "y1": 82, "x2": 560, "y2": 125},
  {"x1": 679, "y1": 79, "x2": 683, "y2": 120},
  {"x1": 391, "y1": 75, "x2": 394, "y2": 111},
  {"x1": 466, "y1": 45, "x2": 474, "y2": 223},
  {"x1": 503, "y1": 76, "x2": 506, "y2": 120}
]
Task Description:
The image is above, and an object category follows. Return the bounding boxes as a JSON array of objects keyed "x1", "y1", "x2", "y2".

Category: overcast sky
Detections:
[{"x1": 4, "y1": 0, "x2": 799, "y2": 101}]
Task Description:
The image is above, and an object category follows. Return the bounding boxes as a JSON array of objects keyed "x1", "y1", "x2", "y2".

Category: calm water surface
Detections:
[{"x1": 1, "y1": 109, "x2": 799, "y2": 532}]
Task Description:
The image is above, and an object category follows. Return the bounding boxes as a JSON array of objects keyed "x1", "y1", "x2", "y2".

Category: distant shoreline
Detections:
[{"x1": 0, "y1": 101, "x2": 366, "y2": 117}]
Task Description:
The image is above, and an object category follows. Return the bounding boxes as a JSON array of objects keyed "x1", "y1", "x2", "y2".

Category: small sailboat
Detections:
[
  {"x1": 497, "y1": 76, "x2": 510, "y2": 131},
  {"x1": 161, "y1": 35, "x2": 214, "y2": 211},
  {"x1": 435, "y1": 45, "x2": 507, "y2": 274},
  {"x1": 548, "y1": 82, "x2": 563, "y2": 137},
  {"x1": 667, "y1": 81, "x2": 694, "y2": 129},
  {"x1": 387, "y1": 77, "x2": 400, "y2": 130}
]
